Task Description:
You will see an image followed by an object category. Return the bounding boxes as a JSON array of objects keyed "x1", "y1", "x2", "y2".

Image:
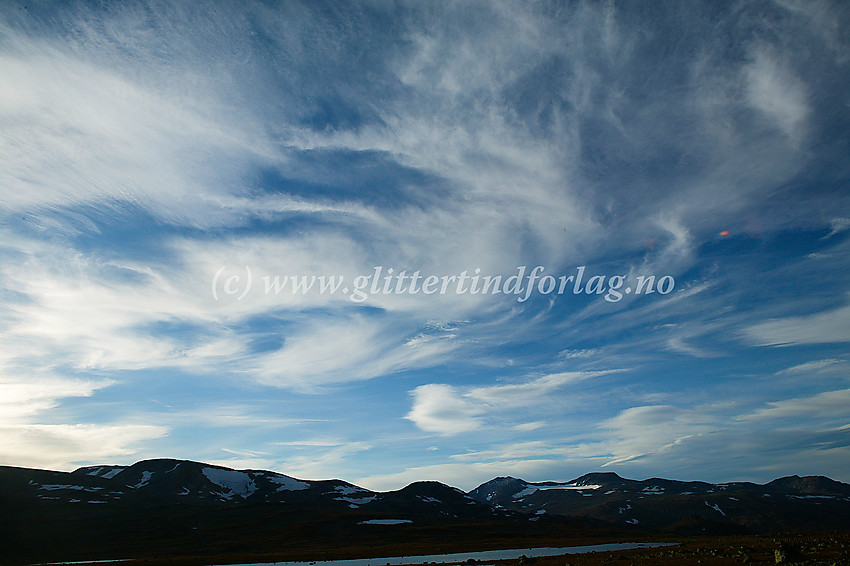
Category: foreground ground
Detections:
[
  {"x1": 44, "y1": 532, "x2": 849, "y2": 566},
  {"x1": 525, "y1": 533, "x2": 850, "y2": 565}
]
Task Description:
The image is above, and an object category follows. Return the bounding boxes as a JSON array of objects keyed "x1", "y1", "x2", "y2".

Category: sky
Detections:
[{"x1": 1, "y1": 0, "x2": 850, "y2": 491}]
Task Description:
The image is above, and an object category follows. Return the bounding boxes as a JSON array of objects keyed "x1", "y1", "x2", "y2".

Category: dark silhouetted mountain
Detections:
[
  {"x1": 3, "y1": 460, "x2": 850, "y2": 565},
  {"x1": 765, "y1": 474, "x2": 850, "y2": 496},
  {"x1": 468, "y1": 472, "x2": 850, "y2": 533}
]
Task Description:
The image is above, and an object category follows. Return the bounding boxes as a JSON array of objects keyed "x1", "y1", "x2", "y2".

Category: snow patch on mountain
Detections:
[
  {"x1": 265, "y1": 472, "x2": 309, "y2": 491},
  {"x1": 84, "y1": 466, "x2": 124, "y2": 479},
  {"x1": 540, "y1": 483, "x2": 602, "y2": 490},
  {"x1": 334, "y1": 484, "x2": 369, "y2": 495},
  {"x1": 336, "y1": 495, "x2": 376, "y2": 505},
  {"x1": 202, "y1": 467, "x2": 257, "y2": 499},
  {"x1": 788, "y1": 494, "x2": 838, "y2": 500},
  {"x1": 512, "y1": 486, "x2": 538, "y2": 499},
  {"x1": 132, "y1": 471, "x2": 153, "y2": 488},
  {"x1": 39, "y1": 484, "x2": 102, "y2": 492}
]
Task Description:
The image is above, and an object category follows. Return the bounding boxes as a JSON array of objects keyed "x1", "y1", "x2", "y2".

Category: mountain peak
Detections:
[{"x1": 767, "y1": 475, "x2": 850, "y2": 496}]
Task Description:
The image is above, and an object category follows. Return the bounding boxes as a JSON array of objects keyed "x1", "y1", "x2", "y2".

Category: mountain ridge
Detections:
[
  {"x1": 4, "y1": 456, "x2": 848, "y2": 501},
  {"x1": 28, "y1": 458, "x2": 844, "y2": 504},
  {"x1": 5, "y1": 462, "x2": 850, "y2": 534},
  {"x1": 4, "y1": 458, "x2": 850, "y2": 564}
]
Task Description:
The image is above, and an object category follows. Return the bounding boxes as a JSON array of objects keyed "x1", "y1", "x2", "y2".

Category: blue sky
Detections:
[{"x1": 1, "y1": 0, "x2": 850, "y2": 491}]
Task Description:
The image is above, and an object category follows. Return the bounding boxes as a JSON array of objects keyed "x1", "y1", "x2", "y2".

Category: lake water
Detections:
[{"x1": 222, "y1": 542, "x2": 677, "y2": 566}]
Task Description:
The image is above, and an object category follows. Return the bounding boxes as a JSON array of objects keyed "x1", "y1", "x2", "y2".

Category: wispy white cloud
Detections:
[
  {"x1": 558, "y1": 349, "x2": 601, "y2": 360},
  {"x1": 405, "y1": 384, "x2": 486, "y2": 436},
  {"x1": 0, "y1": 377, "x2": 110, "y2": 422},
  {"x1": 777, "y1": 358, "x2": 847, "y2": 375},
  {"x1": 825, "y1": 217, "x2": 850, "y2": 238},
  {"x1": 744, "y1": 46, "x2": 809, "y2": 141},
  {"x1": 598, "y1": 405, "x2": 710, "y2": 467},
  {"x1": 0, "y1": 236, "x2": 243, "y2": 376},
  {"x1": 277, "y1": 441, "x2": 373, "y2": 482},
  {"x1": 466, "y1": 371, "x2": 611, "y2": 408},
  {"x1": 666, "y1": 336, "x2": 718, "y2": 358},
  {"x1": 405, "y1": 371, "x2": 613, "y2": 436},
  {"x1": 274, "y1": 439, "x2": 346, "y2": 448},
  {"x1": 252, "y1": 316, "x2": 461, "y2": 390},
  {"x1": 740, "y1": 388, "x2": 850, "y2": 422},
  {"x1": 0, "y1": 369, "x2": 164, "y2": 471},
  {"x1": 0, "y1": 423, "x2": 167, "y2": 471},
  {"x1": 0, "y1": 27, "x2": 272, "y2": 226},
  {"x1": 450, "y1": 440, "x2": 591, "y2": 463},
  {"x1": 744, "y1": 300, "x2": 850, "y2": 346}
]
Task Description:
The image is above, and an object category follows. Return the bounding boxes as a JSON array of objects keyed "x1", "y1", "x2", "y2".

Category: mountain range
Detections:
[{"x1": 3, "y1": 459, "x2": 849, "y2": 564}]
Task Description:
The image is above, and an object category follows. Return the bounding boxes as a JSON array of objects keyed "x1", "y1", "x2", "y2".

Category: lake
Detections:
[{"x1": 222, "y1": 542, "x2": 677, "y2": 566}]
